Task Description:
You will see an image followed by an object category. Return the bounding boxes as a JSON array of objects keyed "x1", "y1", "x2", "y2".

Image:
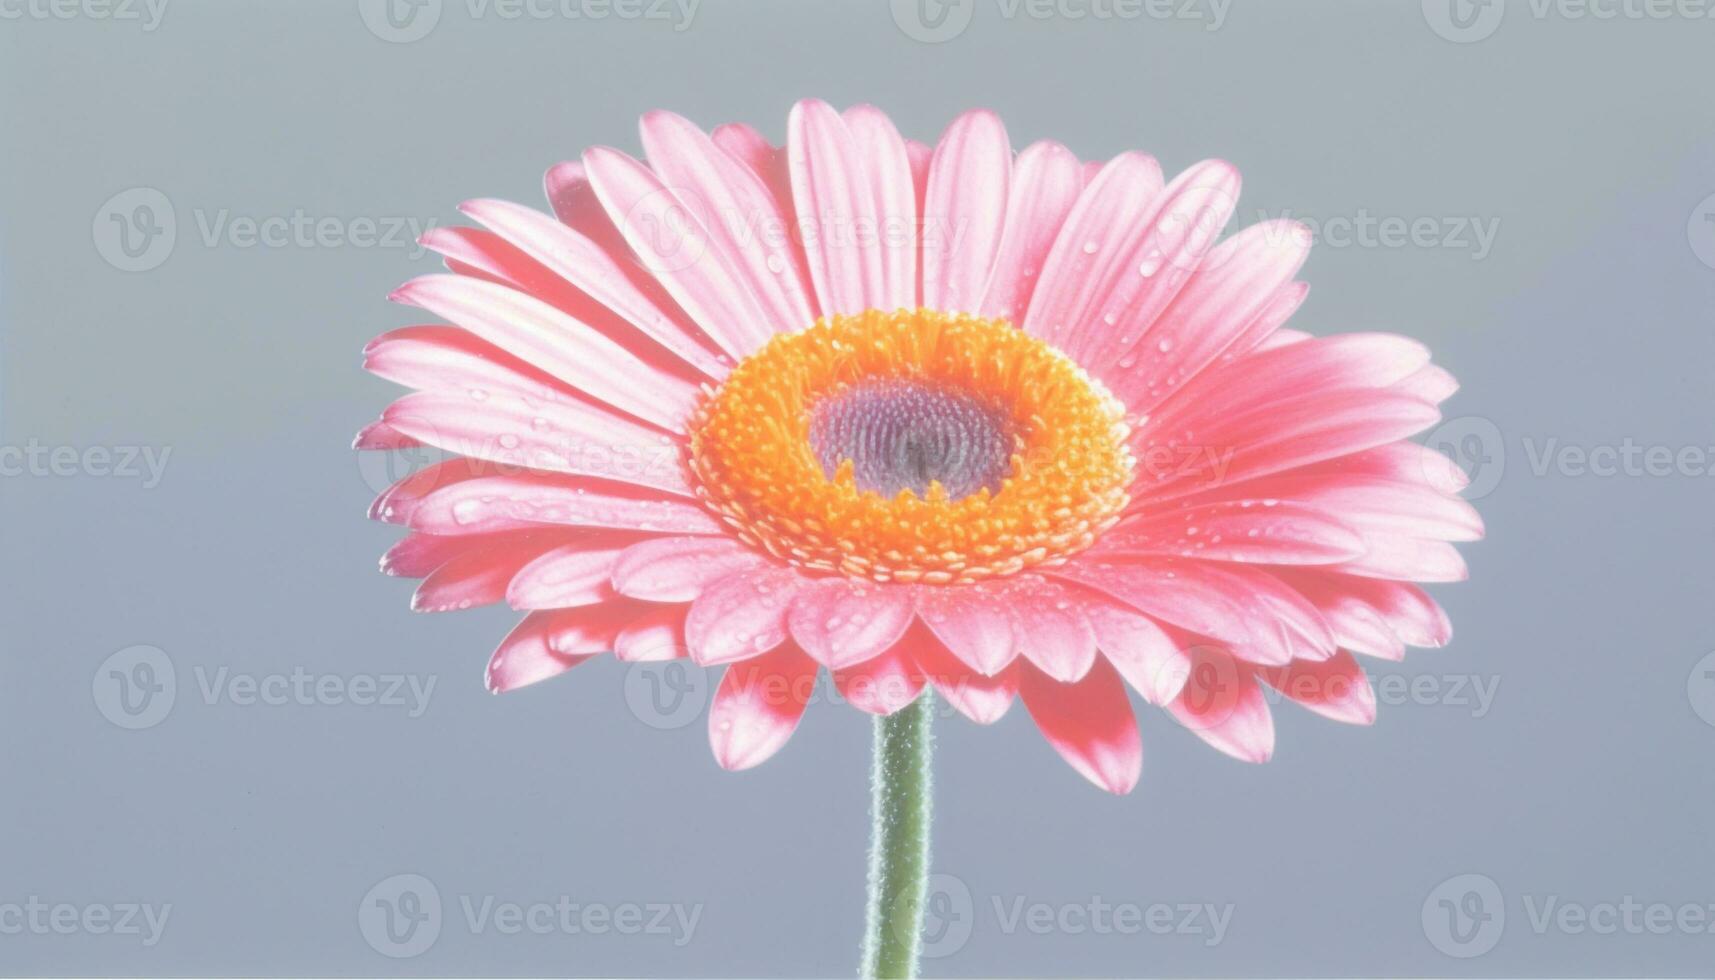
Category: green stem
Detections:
[{"x1": 860, "y1": 691, "x2": 934, "y2": 979}]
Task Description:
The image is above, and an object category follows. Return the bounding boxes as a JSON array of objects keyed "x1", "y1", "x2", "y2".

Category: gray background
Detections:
[{"x1": 3, "y1": 0, "x2": 1713, "y2": 975}]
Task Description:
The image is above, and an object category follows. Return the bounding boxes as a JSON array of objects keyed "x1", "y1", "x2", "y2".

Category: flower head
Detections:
[{"x1": 358, "y1": 101, "x2": 1481, "y2": 793}]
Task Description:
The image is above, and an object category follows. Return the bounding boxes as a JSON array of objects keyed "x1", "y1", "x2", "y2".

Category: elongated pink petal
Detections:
[
  {"x1": 391, "y1": 274, "x2": 699, "y2": 429},
  {"x1": 413, "y1": 535, "x2": 559, "y2": 612},
  {"x1": 788, "y1": 98, "x2": 886, "y2": 316},
  {"x1": 1395, "y1": 364, "x2": 1460, "y2": 404},
  {"x1": 787, "y1": 578, "x2": 916, "y2": 670},
  {"x1": 684, "y1": 565, "x2": 803, "y2": 665},
  {"x1": 1334, "y1": 533, "x2": 1469, "y2": 583},
  {"x1": 370, "y1": 458, "x2": 493, "y2": 526},
  {"x1": 364, "y1": 324, "x2": 571, "y2": 401},
  {"x1": 708, "y1": 643, "x2": 820, "y2": 770},
  {"x1": 1269, "y1": 569, "x2": 1406, "y2": 660},
  {"x1": 916, "y1": 580, "x2": 1017, "y2": 675},
  {"x1": 921, "y1": 109, "x2": 1010, "y2": 313},
  {"x1": 1276, "y1": 570, "x2": 1451, "y2": 650},
  {"x1": 1080, "y1": 594, "x2": 1192, "y2": 704},
  {"x1": 833, "y1": 627, "x2": 928, "y2": 715},
  {"x1": 487, "y1": 603, "x2": 645, "y2": 693},
  {"x1": 1020, "y1": 659, "x2": 1142, "y2": 794},
  {"x1": 610, "y1": 536, "x2": 768, "y2": 602},
  {"x1": 410, "y1": 474, "x2": 720, "y2": 536},
  {"x1": 382, "y1": 528, "x2": 561, "y2": 579},
  {"x1": 640, "y1": 110, "x2": 817, "y2": 335},
  {"x1": 1097, "y1": 500, "x2": 1367, "y2": 565},
  {"x1": 911, "y1": 632, "x2": 1018, "y2": 724},
  {"x1": 505, "y1": 536, "x2": 640, "y2": 610},
  {"x1": 614, "y1": 604, "x2": 689, "y2": 662},
  {"x1": 843, "y1": 104, "x2": 917, "y2": 313},
  {"x1": 1010, "y1": 579, "x2": 1097, "y2": 682},
  {"x1": 1166, "y1": 647, "x2": 1275, "y2": 763},
  {"x1": 1259, "y1": 651, "x2": 1377, "y2": 725},
  {"x1": 1024, "y1": 152, "x2": 1164, "y2": 349},
  {"x1": 1179, "y1": 472, "x2": 1483, "y2": 543},
  {"x1": 979, "y1": 141, "x2": 1085, "y2": 324}
]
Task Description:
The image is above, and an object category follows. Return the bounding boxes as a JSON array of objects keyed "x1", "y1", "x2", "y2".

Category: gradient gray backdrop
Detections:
[{"x1": 3, "y1": 0, "x2": 1713, "y2": 975}]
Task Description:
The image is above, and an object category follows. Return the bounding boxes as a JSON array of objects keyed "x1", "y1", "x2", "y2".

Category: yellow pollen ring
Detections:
[{"x1": 686, "y1": 308, "x2": 1135, "y2": 584}]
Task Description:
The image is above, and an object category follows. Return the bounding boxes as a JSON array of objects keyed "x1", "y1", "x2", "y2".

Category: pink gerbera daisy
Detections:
[{"x1": 357, "y1": 100, "x2": 1479, "y2": 794}]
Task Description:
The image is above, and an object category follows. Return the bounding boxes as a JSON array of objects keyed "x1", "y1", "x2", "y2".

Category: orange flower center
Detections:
[{"x1": 687, "y1": 309, "x2": 1134, "y2": 584}]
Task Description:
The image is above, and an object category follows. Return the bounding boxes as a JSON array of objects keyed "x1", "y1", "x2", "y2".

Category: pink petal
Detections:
[
  {"x1": 581, "y1": 146, "x2": 776, "y2": 360},
  {"x1": 610, "y1": 535, "x2": 767, "y2": 602},
  {"x1": 382, "y1": 529, "x2": 551, "y2": 579},
  {"x1": 708, "y1": 643, "x2": 820, "y2": 770},
  {"x1": 978, "y1": 140, "x2": 1085, "y2": 325},
  {"x1": 1276, "y1": 570, "x2": 1451, "y2": 651},
  {"x1": 364, "y1": 324, "x2": 569, "y2": 400},
  {"x1": 639, "y1": 110, "x2": 817, "y2": 334},
  {"x1": 412, "y1": 532, "x2": 570, "y2": 612},
  {"x1": 614, "y1": 604, "x2": 689, "y2": 662},
  {"x1": 1080, "y1": 593, "x2": 1192, "y2": 704},
  {"x1": 684, "y1": 565, "x2": 803, "y2": 665},
  {"x1": 921, "y1": 109, "x2": 1011, "y2": 314},
  {"x1": 787, "y1": 578, "x2": 916, "y2": 670},
  {"x1": 391, "y1": 274, "x2": 699, "y2": 430},
  {"x1": 505, "y1": 535, "x2": 639, "y2": 610},
  {"x1": 787, "y1": 99, "x2": 889, "y2": 316},
  {"x1": 487, "y1": 603, "x2": 644, "y2": 693},
  {"x1": 1024, "y1": 152, "x2": 1165, "y2": 350},
  {"x1": 911, "y1": 632, "x2": 1018, "y2": 724},
  {"x1": 842, "y1": 104, "x2": 918, "y2": 313},
  {"x1": 458, "y1": 198, "x2": 730, "y2": 378},
  {"x1": 1020, "y1": 659, "x2": 1143, "y2": 794},
  {"x1": 410, "y1": 474, "x2": 721, "y2": 536},
  {"x1": 1009, "y1": 579, "x2": 1098, "y2": 682},
  {"x1": 1183, "y1": 472, "x2": 1483, "y2": 543},
  {"x1": 1269, "y1": 568, "x2": 1406, "y2": 661},
  {"x1": 1166, "y1": 647, "x2": 1275, "y2": 763},
  {"x1": 1259, "y1": 651, "x2": 1377, "y2": 725},
  {"x1": 352, "y1": 419, "x2": 419, "y2": 451},
  {"x1": 1334, "y1": 533, "x2": 1469, "y2": 583},
  {"x1": 1394, "y1": 364, "x2": 1460, "y2": 404},
  {"x1": 370, "y1": 458, "x2": 492, "y2": 526},
  {"x1": 916, "y1": 580, "x2": 1017, "y2": 675},
  {"x1": 1098, "y1": 499, "x2": 1367, "y2": 565},
  {"x1": 833, "y1": 626, "x2": 929, "y2": 715}
]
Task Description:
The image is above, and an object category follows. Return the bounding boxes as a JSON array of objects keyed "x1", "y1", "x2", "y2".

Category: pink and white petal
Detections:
[
  {"x1": 614, "y1": 604, "x2": 690, "y2": 662},
  {"x1": 1333, "y1": 533, "x2": 1469, "y2": 583},
  {"x1": 915, "y1": 580, "x2": 1017, "y2": 675},
  {"x1": 610, "y1": 535, "x2": 767, "y2": 602},
  {"x1": 1276, "y1": 570, "x2": 1452, "y2": 650},
  {"x1": 505, "y1": 535, "x2": 639, "y2": 610},
  {"x1": 413, "y1": 533, "x2": 566, "y2": 612},
  {"x1": 833, "y1": 627, "x2": 929, "y2": 715},
  {"x1": 1098, "y1": 500, "x2": 1367, "y2": 565},
  {"x1": 371, "y1": 458, "x2": 496, "y2": 526},
  {"x1": 921, "y1": 109, "x2": 1011, "y2": 314},
  {"x1": 364, "y1": 324, "x2": 570, "y2": 401},
  {"x1": 1166, "y1": 647, "x2": 1275, "y2": 763},
  {"x1": 1019, "y1": 658, "x2": 1142, "y2": 794},
  {"x1": 409, "y1": 474, "x2": 719, "y2": 536},
  {"x1": 1047, "y1": 557, "x2": 1254, "y2": 652},
  {"x1": 459, "y1": 198, "x2": 730, "y2": 377},
  {"x1": 582, "y1": 146, "x2": 776, "y2": 360},
  {"x1": 1198, "y1": 473, "x2": 1484, "y2": 543},
  {"x1": 979, "y1": 140, "x2": 1085, "y2": 325},
  {"x1": 1289, "y1": 440, "x2": 1472, "y2": 495},
  {"x1": 1024, "y1": 152, "x2": 1165, "y2": 349},
  {"x1": 382, "y1": 390, "x2": 692, "y2": 497},
  {"x1": 486, "y1": 602, "x2": 644, "y2": 693},
  {"x1": 353, "y1": 419, "x2": 420, "y2": 451},
  {"x1": 787, "y1": 578, "x2": 916, "y2": 670},
  {"x1": 684, "y1": 565, "x2": 804, "y2": 665},
  {"x1": 1060, "y1": 159, "x2": 1242, "y2": 365},
  {"x1": 1394, "y1": 364, "x2": 1460, "y2": 405},
  {"x1": 1259, "y1": 651, "x2": 1377, "y2": 725},
  {"x1": 843, "y1": 104, "x2": 918, "y2": 312},
  {"x1": 640, "y1": 110, "x2": 817, "y2": 334},
  {"x1": 381, "y1": 529, "x2": 536, "y2": 579},
  {"x1": 1105, "y1": 219, "x2": 1312, "y2": 412},
  {"x1": 787, "y1": 98, "x2": 886, "y2": 316},
  {"x1": 1220, "y1": 280, "x2": 1310, "y2": 359},
  {"x1": 417, "y1": 226, "x2": 575, "y2": 303},
  {"x1": 391, "y1": 274, "x2": 699, "y2": 430},
  {"x1": 1009, "y1": 579, "x2": 1098, "y2": 683},
  {"x1": 1269, "y1": 569, "x2": 1406, "y2": 661},
  {"x1": 911, "y1": 632, "x2": 1018, "y2": 724},
  {"x1": 708, "y1": 643, "x2": 821, "y2": 771},
  {"x1": 1080, "y1": 593, "x2": 1192, "y2": 704}
]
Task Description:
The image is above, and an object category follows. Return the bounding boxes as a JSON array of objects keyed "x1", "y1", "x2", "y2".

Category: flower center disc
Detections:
[{"x1": 687, "y1": 309, "x2": 1135, "y2": 584}]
